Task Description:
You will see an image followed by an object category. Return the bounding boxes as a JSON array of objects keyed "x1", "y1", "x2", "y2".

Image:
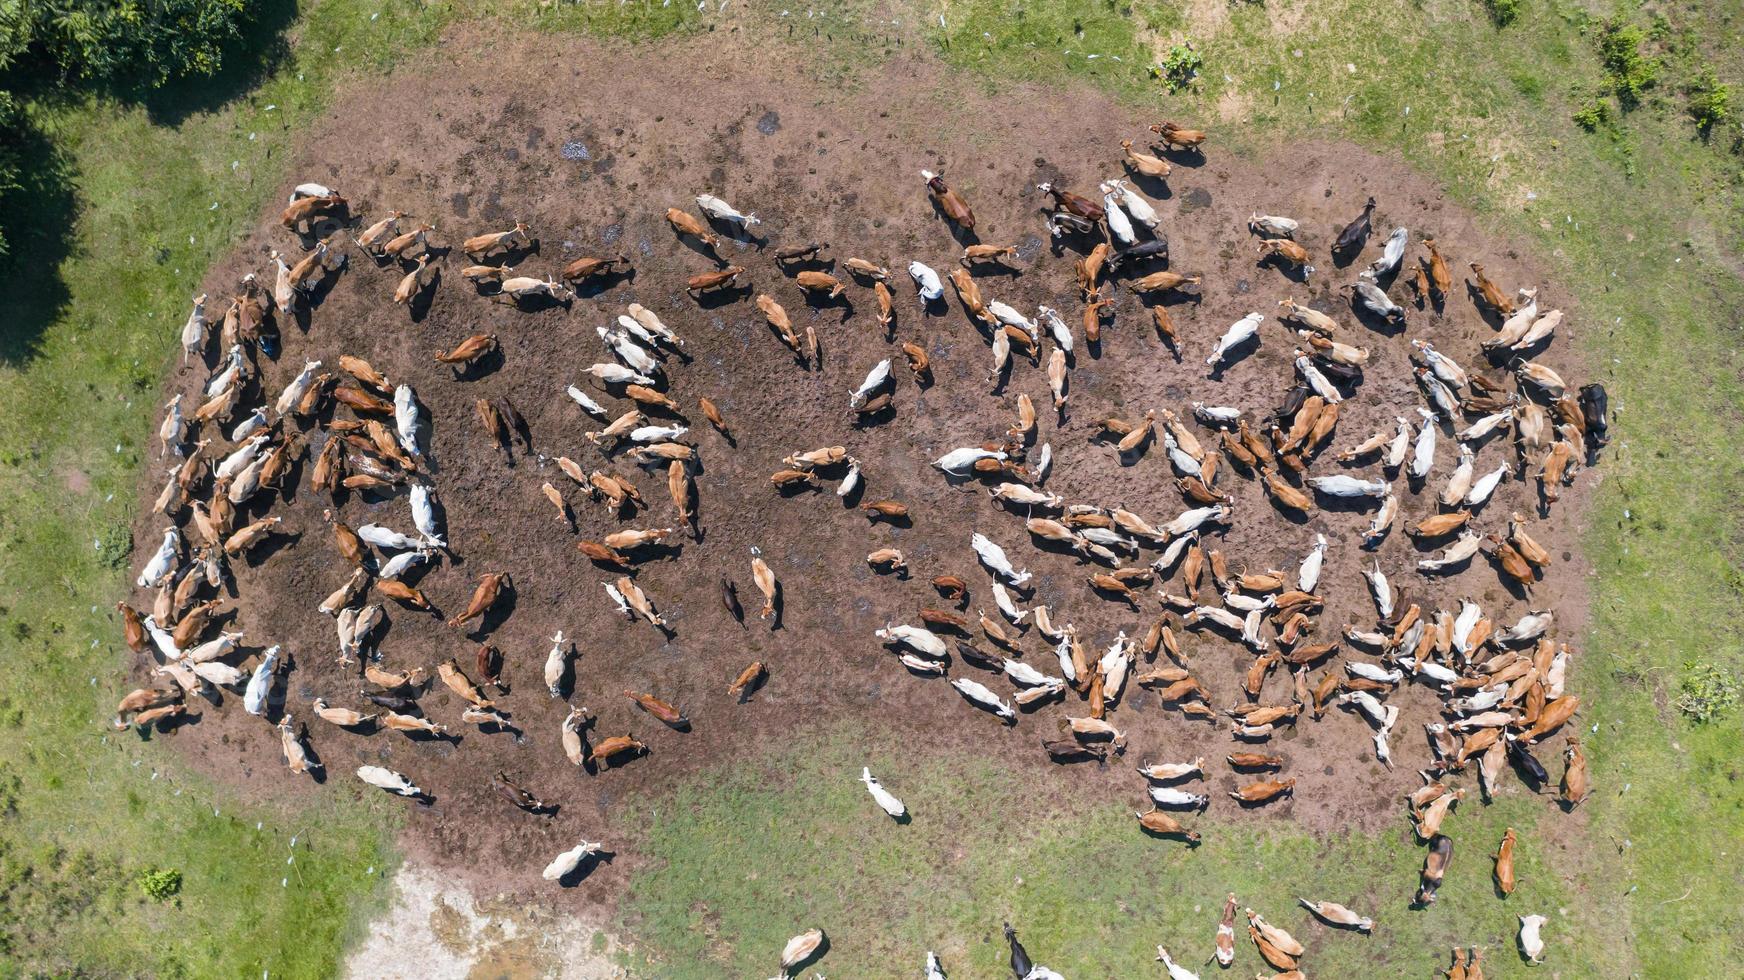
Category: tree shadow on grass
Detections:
[
  {"x1": 0, "y1": 0, "x2": 299, "y2": 365},
  {"x1": 0, "y1": 113, "x2": 75, "y2": 366}
]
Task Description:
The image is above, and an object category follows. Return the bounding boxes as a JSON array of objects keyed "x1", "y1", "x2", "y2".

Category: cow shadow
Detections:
[
  {"x1": 552, "y1": 849, "x2": 615, "y2": 888},
  {"x1": 692, "y1": 283, "x2": 752, "y2": 310}
]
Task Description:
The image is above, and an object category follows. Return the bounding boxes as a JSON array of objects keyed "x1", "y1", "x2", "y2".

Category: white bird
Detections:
[
  {"x1": 925, "y1": 952, "x2": 947, "y2": 980},
  {"x1": 542, "y1": 840, "x2": 605, "y2": 881},
  {"x1": 1206, "y1": 313, "x2": 1263, "y2": 368},
  {"x1": 908, "y1": 260, "x2": 944, "y2": 302},
  {"x1": 356, "y1": 765, "x2": 422, "y2": 796},
  {"x1": 971, "y1": 532, "x2": 1032, "y2": 587},
  {"x1": 243, "y1": 645, "x2": 279, "y2": 716},
  {"x1": 860, "y1": 767, "x2": 907, "y2": 818}
]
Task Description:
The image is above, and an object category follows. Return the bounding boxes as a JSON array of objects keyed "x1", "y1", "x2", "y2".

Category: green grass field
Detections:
[{"x1": 1, "y1": 0, "x2": 1738, "y2": 975}]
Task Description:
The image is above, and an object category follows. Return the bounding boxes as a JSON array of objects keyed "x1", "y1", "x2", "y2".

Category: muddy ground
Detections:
[{"x1": 128, "y1": 28, "x2": 1595, "y2": 917}]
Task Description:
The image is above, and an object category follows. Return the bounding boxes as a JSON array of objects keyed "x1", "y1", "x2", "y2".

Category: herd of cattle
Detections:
[{"x1": 117, "y1": 117, "x2": 1601, "y2": 976}]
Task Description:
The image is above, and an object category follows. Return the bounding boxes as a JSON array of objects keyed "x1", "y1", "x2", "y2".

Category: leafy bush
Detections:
[
  {"x1": 0, "y1": 92, "x2": 23, "y2": 257},
  {"x1": 137, "y1": 866, "x2": 181, "y2": 901},
  {"x1": 1688, "y1": 69, "x2": 1732, "y2": 134},
  {"x1": 1154, "y1": 42, "x2": 1202, "y2": 93},
  {"x1": 1676, "y1": 662, "x2": 1740, "y2": 723},
  {"x1": 0, "y1": 0, "x2": 249, "y2": 87},
  {"x1": 1598, "y1": 17, "x2": 1658, "y2": 108},
  {"x1": 96, "y1": 523, "x2": 132, "y2": 569},
  {"x1": 1484, "y1": 0, "x2": 1521, "y2": 27},
  {"x1": 1573, "y1": 96, "x2": 1610, "y2": 131}
]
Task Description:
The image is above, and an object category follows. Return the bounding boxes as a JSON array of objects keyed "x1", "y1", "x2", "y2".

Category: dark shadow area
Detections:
[
  {"x1": 0, "y1": 116, "x2": 76, "y2": 364},
  {"x1": 133, "y1": 0, "x2": 300, "y2": 126}
]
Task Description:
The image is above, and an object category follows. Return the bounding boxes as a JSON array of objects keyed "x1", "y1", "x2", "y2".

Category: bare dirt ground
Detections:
[
  {"x1": 344, "y1": 862, "x2": 620, "y2": 980},
  {"x1": 129, "y1": 26, "x2": 1596, "y2": 929}
]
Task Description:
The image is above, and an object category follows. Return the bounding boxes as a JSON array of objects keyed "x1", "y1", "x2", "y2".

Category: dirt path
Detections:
[{"x1": 134, "y1": 24, "x2": 1596, "y2": 929}]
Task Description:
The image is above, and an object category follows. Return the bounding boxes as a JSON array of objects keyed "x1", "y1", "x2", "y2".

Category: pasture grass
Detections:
[{"x1": 617, "y1": 726, "x2": 1585, "y2": 976}]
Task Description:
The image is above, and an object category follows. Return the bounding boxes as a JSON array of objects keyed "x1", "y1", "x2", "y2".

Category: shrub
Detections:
[
  {"x1": 1485, "y1": 0, "x2": 1521, "y2": 27},
  {"x1": 137, "y1": 866, "x2": 182, "y2": 902},
  {"x1": 1154, "y1": 42, "x2": 1202, "y2": 93},
  {"x1": 1598, "y1": 18, "x2": 1658, "y2": 108},
  {"x1": 0, "y1": 0, "x2": 250, "y2": 87},
  {"x1": 96, "y1": 523, "x2": 132, "y2": 569},
  {"x1": 1676, "y1": 662, "x2": 1740, "y2": 723},
  {"x1": 1688, "y1": 69, "x2": 1732, "y2": 134},
  {"x1": 0, "y1": 92, "x2": 23, "y2": 258},
  {"x1": 1573, "y1": 97, "x2": 1609, "y2": 131}
]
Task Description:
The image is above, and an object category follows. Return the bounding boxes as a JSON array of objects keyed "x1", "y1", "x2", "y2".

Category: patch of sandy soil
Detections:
[
  {"x1": 345, "y1": 863, "x2": 622, "y2": 979},
  {"x1": 126, "y1": 22, "x2": 1597, "y2": 936}
]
